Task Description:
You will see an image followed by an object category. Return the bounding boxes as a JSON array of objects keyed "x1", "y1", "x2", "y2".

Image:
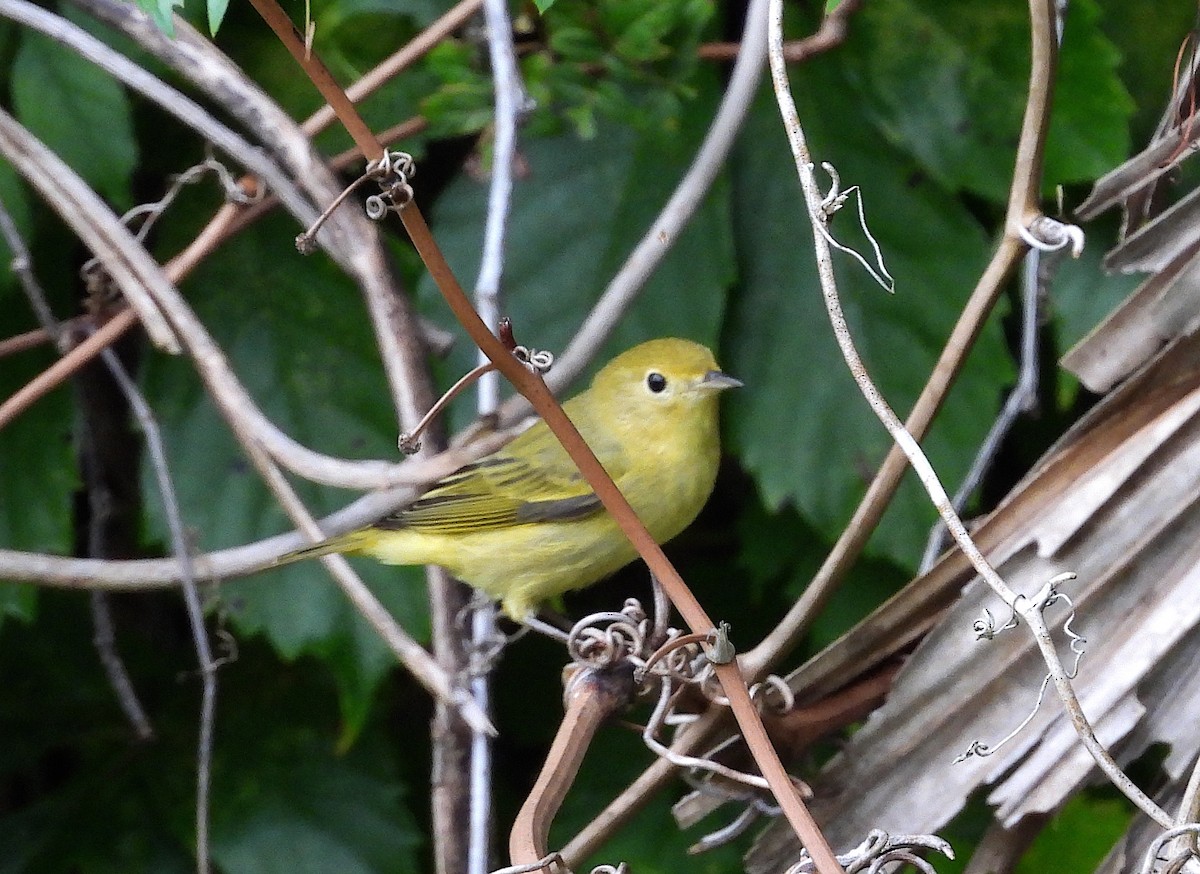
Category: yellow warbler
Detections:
[{"x1": 277, "y1": 338, "x2": 740, "y2": 620}]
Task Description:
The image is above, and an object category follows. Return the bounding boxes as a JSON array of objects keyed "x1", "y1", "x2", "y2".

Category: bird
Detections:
[{"x1": 275, "y1": 338, "x2": 741, "y2": 621}]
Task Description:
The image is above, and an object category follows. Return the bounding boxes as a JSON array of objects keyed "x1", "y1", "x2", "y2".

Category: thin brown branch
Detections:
[
  {"x1": 0, "y1": 306, "x2": 139, "y2": 431},
  {"x1": 0, "y1": 326, "x2": 54, "y2": 357},
  {"x1": 246, "y1": 0, "x2": 381, "y2": 161},
  {"x1": 745, "y1": 0, "x2": 1064, "y2": 677},
  {"x1": 1006, "y1": 0, "x2": 1057, "y2": 229},
  {"x1": 21, "y1": 115, "x2": 427, "y2": 427},
  {"x1": 300, "y1": 0, "x2": 482, "y2": 138},
  {"x1": 743, "y1": 238, "x2": 1024, "y2": 675}
]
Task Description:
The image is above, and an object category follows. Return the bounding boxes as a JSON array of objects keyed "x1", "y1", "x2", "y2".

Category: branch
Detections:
[
  {"x1": 768, "y1": 0, "x2": 1168, "y2": 831},
  {"x1": 743, "y1": 0, "x2": 1069, "y2": 676}
]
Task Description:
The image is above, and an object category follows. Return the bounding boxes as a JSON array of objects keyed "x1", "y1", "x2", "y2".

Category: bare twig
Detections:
[
  {"x1": 0, "y1": 435, "x2": 515, "y2": 587},
  {"x1": 0, "y1": 125, "x2": 487, "y2": 738},
  {"x1": 743, "y1": 0, "x2": 1067, "y2": 676},
  {"x1": 3, "y1": 0, "x2": 320, "y2": 234},
  {"x1": 0, "y1": 309, "x2": 137, "y2": 429},
  {"x1": 100, "y1": 343, "x2": 220, "y2": 873},
  {"x1": 1, "y1": 191, "x2": 158, "y2": 747},
  {"x1": 244, "y1": 0, "x2": 381, "y2": 160},
  {"x1": 88, "y1": 593, "x2": 155, "y2": 740},
  {"x1": 919, "y1": 245, "x2": 1045, "y2": 572},
  {"x1": 0, "y1": 106, "x2": 178, "y2": 352},
  {"x1": 0, "y1": 324, "x2": 65, "y2": 357},
  {"x1": 1177, "y1": 751, "x2": 1200, "y2": 827},
  {"x1": 0, "y1": 197, "x2": 218, "y2": 871}
]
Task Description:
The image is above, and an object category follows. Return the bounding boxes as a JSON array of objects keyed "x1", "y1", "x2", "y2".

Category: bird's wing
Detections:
[{"x1": 377, "y1": 412, "x2": 629, "y2": 535}]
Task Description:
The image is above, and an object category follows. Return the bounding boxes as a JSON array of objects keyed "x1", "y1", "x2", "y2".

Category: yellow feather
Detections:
[{"x1": 274, "y1": 338, "x2": 740, "y2": 620}]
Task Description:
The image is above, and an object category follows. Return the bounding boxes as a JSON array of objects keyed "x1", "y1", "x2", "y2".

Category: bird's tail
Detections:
[{"x1": 273, "y1": 529, "x2": 378, "y2": 567}]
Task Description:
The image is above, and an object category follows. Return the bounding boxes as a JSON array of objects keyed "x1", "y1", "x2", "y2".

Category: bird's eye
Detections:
[{"x1": 646, "y1": 372, "x2": 667, "y2": 393}]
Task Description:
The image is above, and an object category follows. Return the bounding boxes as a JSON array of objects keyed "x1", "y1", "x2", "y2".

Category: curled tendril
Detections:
[
  {"x1": 973, "y1": 601, "x2": 1020, "y2": 640},
  {"x1": 513, "y1": 344, "x2": 555, "y2": 374},
  {"x1": 1045, "y1": 589, "x2": 1087, "y2": 678},
  {"x1": 567, "y1": 601, "x2": 651, "y2": 669},
  {"x1": 642, "y1": 673, "x2": 772, "y2": 791},
  {"x1": 809, "y1": 161, "x2": 895, "y2": 293},
  {"x1": 1139, "y1": 825, "x2": 1200, "y2": 874},
  {"x1": 364, "y1": 149, "x2": 417, "y2": 219},
  {"x1": 1016, "y1": 215, "x2": 1085, "y2": 257},
  {"x1": 784, "y1": 829, "x2": 954, "y2": 874},
  {"x1": 488, "y1": 853, "x2": 563, "y2": 874},
  {"x1": 749, "y1": 675, "x2": 795, "y2": 714},
  {"x1": 955, "y1": 672, "x2": 1053, "y2": 763},
  {"x1": 454, "y1": 595, "x2": 508, "y2": 680}
]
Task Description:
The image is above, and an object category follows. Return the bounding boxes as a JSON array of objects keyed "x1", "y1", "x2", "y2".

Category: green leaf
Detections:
[
  {"x1": 213, "y1": 747, "x2": 421, "y2": 874},
  {"x1": 1014, "y1": 794, "x2": 1132, "y2": 874},
  {"x1": 548, "y1": 25, "x2": 606, "y2": 64},
  {"x1": 12, "y1": 31, "x2": 137, "y2": 207},
  {"x1": 1046, "y1": 0, "x2": 1134, "y2": 186},
  {"x1": 0, "y1": 340, "x2": 75, "y2": 560},
  {"x1": 727, "y1": 66, "x2": 1012, "y2": 569},
  {"x1": 132, "y1": 0, "x2": 180, "y2": 36},
  {"x1": 1047, "y1": 238, "x2": 1140, "y2": 351},
  {"x1": 845, "y1": 0, "x2": 1131, "y2": 203},
  {"x1": 207, "y1": 0, "x2": 230, "y2": 35},
  {"x1": 533, "y1": 0, "x2": 558, "y2": 13},
  {"x1": 417, "y1": 72, "x2": 734, "y2": 418},
  {"x1": 0, "y1": 584, "x2": 37, "y2": 624},
  {"x1": 141, "y1": 218, "x2": 429, "y2": 727}
]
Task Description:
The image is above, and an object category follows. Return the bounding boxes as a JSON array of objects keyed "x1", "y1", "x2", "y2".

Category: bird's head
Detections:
[{"x1": 590, "y1": 338, "x2": 742, "y2": 427}]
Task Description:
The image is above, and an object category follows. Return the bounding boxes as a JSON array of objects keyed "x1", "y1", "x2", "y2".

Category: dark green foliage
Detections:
[
  {"x1": 0, "y1": 0, "x2": 1168, "y2": 869},
  {"x1": 12, "y1": 31, "x2": 137, "y2": 208}
]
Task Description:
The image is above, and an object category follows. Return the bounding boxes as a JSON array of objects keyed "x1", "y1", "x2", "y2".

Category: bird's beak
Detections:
[{"x1": 699, "y1": 370, "x2": 743, "y2": 391}]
